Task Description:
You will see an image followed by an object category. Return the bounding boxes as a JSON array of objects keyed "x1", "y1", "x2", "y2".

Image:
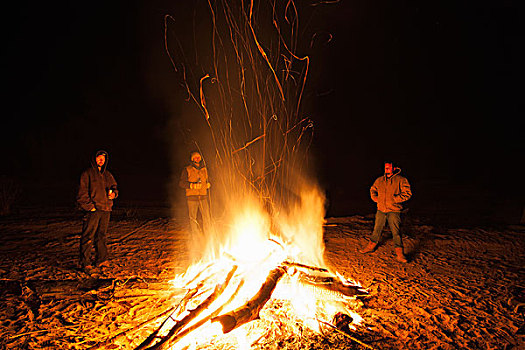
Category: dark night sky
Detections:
[{"x1": 1, "y1": 1, "x2": 522, "y2": 221}]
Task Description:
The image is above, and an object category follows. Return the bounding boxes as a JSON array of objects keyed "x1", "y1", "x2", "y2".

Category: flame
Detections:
[
  {"x1": 157, "y1": 186, "x2": 363, "y2": 350},
  {"x1": 276, "y1": 185, "x2": 327, "y2": 267},
  {"x1": 158, "y1": 1, "x2": 363, "y2": 346}
]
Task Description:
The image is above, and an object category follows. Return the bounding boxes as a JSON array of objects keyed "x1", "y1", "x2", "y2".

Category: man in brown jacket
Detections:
[
  {"x1": 360, "y1": 161, "x2": 412, "y2": 262},
  {"x1": 77, "y1": 150, "x2": 118, "y2": 272},
  {"x1": 179, "y1": 151, "x2": 212, "y2": 237}
]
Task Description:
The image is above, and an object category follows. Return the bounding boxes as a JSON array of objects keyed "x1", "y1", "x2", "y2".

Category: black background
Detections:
[{"x1": 1, "y1": 1, "x2": 522, "y2": 224}]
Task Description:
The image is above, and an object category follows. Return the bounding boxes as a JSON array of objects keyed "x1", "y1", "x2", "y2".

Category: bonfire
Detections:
[
  {"x1": 138, "y1": 1, "x2": 367, "y2": 348},
  {"x1": 133, "y1": 198, "x2": 367, "y2": 349}
]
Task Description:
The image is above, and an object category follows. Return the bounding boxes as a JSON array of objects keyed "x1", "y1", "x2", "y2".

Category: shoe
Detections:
[
  {"x1": 360, "y1": 241, "x2": 377, "y2": 254},
  {"x1": 395, "y1": 247, "x2": 408, "y2": 263}
]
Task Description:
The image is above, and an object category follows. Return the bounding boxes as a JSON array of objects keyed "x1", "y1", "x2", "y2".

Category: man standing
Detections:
[
  {"x1": 360, "y1": 161, "x2": 412, "y2": 263},
  {"x1": 77, "y1": 150, "x2": 118, "y2": 272},
  {"x1": 179, "y1": 151, "x2": 212, "y2": 238}
]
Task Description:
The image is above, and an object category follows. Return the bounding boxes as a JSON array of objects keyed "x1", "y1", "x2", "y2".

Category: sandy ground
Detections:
[{"x1": 0, "y1": 207, "x2": 524, "y2": 349}]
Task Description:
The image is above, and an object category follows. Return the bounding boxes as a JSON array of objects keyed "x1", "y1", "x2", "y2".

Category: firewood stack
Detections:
[{"x1": 133, "y1": 256, "x2": 367, "y2": 349}]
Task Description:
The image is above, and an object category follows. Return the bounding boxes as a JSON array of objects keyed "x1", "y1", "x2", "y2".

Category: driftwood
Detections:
[
  {"x1": 212, "y1": 266, "x2": 286, "y2": 333},
  {"x1": 297, "y1": 271, "x2": 366, "y2": 297},
  {"x1": 88, "y1": 305, "x2": 178, "y2": 350},
  {"x1": 181, "y1": 262, "x2": 214, "y2": 288},
  {"x1": 140, "y1": 265, "x2": 238, "y2": 350},
  {"x1": 163, "y1": 279, "x2": 246, "y2": 348},
  {"x1": 0, "y1": 277, "x2": 175, "y2": 300},
  {"x1": 280, "y1": 261, "x2": 366, "y2": 297},
  {"x1": 131, "y1": 262, "x2": 365, "y2": 348},
  {"x1": 134, "y1": 280, "x2": 206, "y2": 350},
  {"x1": 282, "y1": 260, "x2": 329, "y2": 273}
]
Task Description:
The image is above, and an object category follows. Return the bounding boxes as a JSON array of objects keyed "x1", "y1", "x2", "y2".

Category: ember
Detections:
[
  {"x1": 134, "y1": 235, "x2": 366, "y2": 349},
  {"x1": 137, "y1": 0, "x2": 368, "y2": 348}
]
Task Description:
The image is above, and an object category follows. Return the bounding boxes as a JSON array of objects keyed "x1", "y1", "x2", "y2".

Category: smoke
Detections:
[{"x1": 162, "y1": 0, "x2": 331, "y2": 265}]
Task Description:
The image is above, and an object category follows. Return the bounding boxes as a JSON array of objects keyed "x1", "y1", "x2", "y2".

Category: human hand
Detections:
[
  {"x1": 90, "y1": 208, "x2": 96, "y2": 212},
  {"x1": 108, "y1": 192, "x2": 116, "y2": 200},
  {"x1": 206, "y1": 182, "x2": 211, "y2": 189}
]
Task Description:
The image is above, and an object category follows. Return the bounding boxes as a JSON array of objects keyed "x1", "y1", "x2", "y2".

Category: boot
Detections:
[
  {"x1": 360, "y1": 241, "x2": 377, "y2": 254},
  {"x1": 395, "y1": 247, "x2": 408, "y2": 263}
]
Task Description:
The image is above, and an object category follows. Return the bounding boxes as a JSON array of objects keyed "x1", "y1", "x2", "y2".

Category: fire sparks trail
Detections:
[
  {"x1": 164, "y1": 0, "x2": 315, "y2": 215},
  {"x1": 139, "y1": 0, "x2": 370, "y2": 348}
]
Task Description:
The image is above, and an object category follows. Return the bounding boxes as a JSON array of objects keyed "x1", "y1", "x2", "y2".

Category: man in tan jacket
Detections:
[
  {"x1": 179, "y1": 151, "x2": 212, "y2": 237},
  {"x1": 360, "y1": 162, "x2": 412, "y2": 262}
]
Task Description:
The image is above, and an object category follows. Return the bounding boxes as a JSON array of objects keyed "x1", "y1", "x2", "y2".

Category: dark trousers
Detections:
[
  {"x1": 187, "y1": 198, "x2": 211, "y2": 236},
  {"x1": 79, "y1": 210, "x2": 110, "y2": 267},
  {"x1": 370, "y1": 210, "x2": 403, "y2": 248}
]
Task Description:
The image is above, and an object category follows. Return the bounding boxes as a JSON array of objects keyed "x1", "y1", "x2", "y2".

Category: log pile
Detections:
[{"x1": 129, "y1": 260, "x2": 367, "y2": 349}]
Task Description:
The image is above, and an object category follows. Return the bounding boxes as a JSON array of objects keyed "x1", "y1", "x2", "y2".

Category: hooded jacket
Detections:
[
  {"x1": 77, "y1": 150, "x2": 118, "y2": 211},
  {"x1": 179, "y1": 160, "x2": 209, "y2": 200},
  {"x1": 370, "y1": 168, "x2": 412, "y2": 213}
]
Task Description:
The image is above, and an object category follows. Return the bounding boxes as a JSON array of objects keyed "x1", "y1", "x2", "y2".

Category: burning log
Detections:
[
  {"x1": 282, "y1": 260, "x2": 329, "y2": 273},
  {"x1": 137, "y1": 265, "x2": 238, "y2": 350},
  {"x1": 280, "y1": 261, "x2": 366, "y2": 297},
  {"x1": 181, "y1": 262, "x2": 214, "y2": 288},
  {"x1": 162, "y1": 279, "x2": 245, "y2": 348},
  {"x1": 297, "y1": 271, "x2": 366, "y2": 297},
  {"x1": 212, "y1": 265, "x2": 286, "y2": 333},
  {"x1": 130, "y1": 259, "x2": 364, "y2": 349},
  {"x1": 134, "y1": 280, "x2": 206, "y2": 350},
  {"x1": 130, "y1": 261, "x2": 365, "y2": 349}
]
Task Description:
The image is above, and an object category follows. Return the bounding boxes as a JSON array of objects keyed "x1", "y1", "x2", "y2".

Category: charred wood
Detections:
[
  {"x1": 297, "y1": 272, "x2": 366, "y2": 297},
  {"x1": 141, "y1": 265, "x2": 238, "y2": 350},
  {"x1": 134, "y1": 280, "x2": 206, "y2": 350},
  {"x1": 164, "y1": 279, "x2": 245, "y2": 348},
  {"x1": 212, "y1": 266, "x2": 286, "y2": 333},
  {"x1": 282, "y1": 261, "x2": 329, "y2": 273}
]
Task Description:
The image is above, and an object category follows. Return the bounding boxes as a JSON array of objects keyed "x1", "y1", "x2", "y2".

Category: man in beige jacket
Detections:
[
  {"x1": 179, "y1": 151, "x2": 212, "y2": 237},
  {"x1": 360, "y1": 162, "x2": 412, "y2": 262}
]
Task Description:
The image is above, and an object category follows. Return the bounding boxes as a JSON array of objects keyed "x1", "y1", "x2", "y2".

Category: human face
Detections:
[
  {"x1": 384, "y1": 163, "x2": 393, "y2": 175},
  {"x1": 191, "y1": 153, "x2": 202, "y2": 164},
  {"x1": 96, "y1": 154, "x2": 106, "y2": 167}
]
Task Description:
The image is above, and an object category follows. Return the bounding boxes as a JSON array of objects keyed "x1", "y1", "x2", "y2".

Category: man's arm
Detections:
[
  {"x1": 394, "y1": 178, "x2": 412, "y2": 203},
  {"x1": 203, "y1": 167, "x2": 211, "y2": 189},
  {"x1": 107, "y1": 172, "x2": 118, "y2": 199},
  {"x1": 179, "y1": 168, "x2": 190, "y2": 189},
  {"x1": 370, "y1": 179, "x2": 379, "y2": 203},
  {"x1": 77, "y1": 171, "x2": 95, "y2": 211}
]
